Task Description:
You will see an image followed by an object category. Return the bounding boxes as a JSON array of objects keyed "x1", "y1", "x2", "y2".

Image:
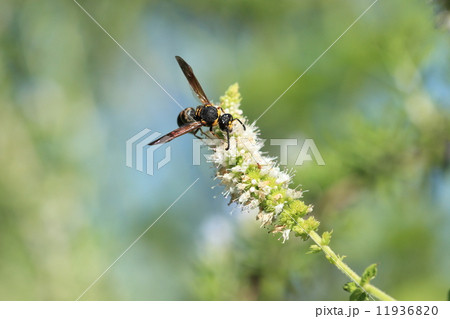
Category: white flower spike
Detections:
[{"x1": 209, "y1": 84, "x2": 318, "y2": 241}]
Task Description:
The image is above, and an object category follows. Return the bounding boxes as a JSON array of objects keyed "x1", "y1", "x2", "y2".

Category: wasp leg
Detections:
[
  {"x1": 193, "y1": 129, "x2": 203, "y2": 139},
  {"x1": 208, "y1": 126, "x2": 219, "y2": 138},
  {"x1": 225, "y1": 128, "x2": 230, "y2": 150}
]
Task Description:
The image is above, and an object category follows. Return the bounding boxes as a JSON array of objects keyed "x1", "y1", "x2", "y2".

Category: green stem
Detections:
[{"x1": 309, "y1": 231, "x2": 396, "y2": 301}]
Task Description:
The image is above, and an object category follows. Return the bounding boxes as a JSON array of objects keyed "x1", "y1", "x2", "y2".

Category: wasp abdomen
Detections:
[{"x1": 177, "y1": 107, "x2": 196, "y2": 127}]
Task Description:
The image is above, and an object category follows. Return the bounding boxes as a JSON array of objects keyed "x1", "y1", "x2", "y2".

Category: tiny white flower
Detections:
[
  {"x1": 272, "y1": 193, "x2": 283, "y2": 201},
  {"x1": 268, "y1": 167, "x2": 281, "y2": 178},
  {"x1": 248, "y1": 199, "x2": 259, "y2": 209},
  {"x1": 239, "y1": 191, "x2": 250, "y2": 204},
  {"x1": 257, "y1": 212, "x2": 274, "y2": 227},
  {"x1": 261, "y1": 185, "x2": 272, "y2": 195},
  {"x1": 282, "y1": 229, "x2": 291, "y2": 243},
  {"x1": 276, "y1": 172, "x2": 291, "y2": 185},
  {"x1": 286, "y1": 188, "x2": 303, "y2": 199},
  {"x1": 222, "y1": 173, "x2": 233, "y2": 182},
  {"x1": 231, "y1": 166, "x2": 241, "y2": 173},
  {"x1": 274, "y1": 203, "x2": 284, "y2": 215}
]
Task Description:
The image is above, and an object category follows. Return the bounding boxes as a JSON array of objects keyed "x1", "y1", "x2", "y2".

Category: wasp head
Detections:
[
  {"x1": 218, "y1": 113, "x2": 246, "y2": 150},
  {"x1": 218, "y1": 113, "x2": 234, "y2": 131}
]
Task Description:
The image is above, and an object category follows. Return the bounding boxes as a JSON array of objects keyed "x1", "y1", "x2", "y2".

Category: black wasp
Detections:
[{"x1": 148, "y1": 56, "x2": 245, "y2": 150}]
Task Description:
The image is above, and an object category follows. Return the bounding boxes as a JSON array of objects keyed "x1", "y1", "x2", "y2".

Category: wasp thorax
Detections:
[{"x1": 199, "y1": 105, "x2": 219, "y2": 125}]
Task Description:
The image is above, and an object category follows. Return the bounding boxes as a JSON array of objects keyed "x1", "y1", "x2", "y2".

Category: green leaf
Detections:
[
  {"x1": 350, "y1": 289, "x2": 369, "y2": 301},
  {"x1": 307, "y1": 244, "x2": 322, "y2": 254},
  {"x1": 321, "y1": 231, "x2": 332, "y2": 246},
  {"x1": 360, "y1": 264, "x2": 378, "y2": 286},
  {"x1": 343, "y1": 282, "x2": 358, "y2": 293}
]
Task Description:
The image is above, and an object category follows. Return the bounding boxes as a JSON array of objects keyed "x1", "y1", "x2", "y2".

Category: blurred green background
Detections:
[{"x1": 0, "y1": 0, "x2": 449, "y2": 300}]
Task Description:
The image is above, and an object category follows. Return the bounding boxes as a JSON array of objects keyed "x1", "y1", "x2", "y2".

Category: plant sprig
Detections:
[{"x1": 208, "y1": 83, "x2": 396, "y2": 301}]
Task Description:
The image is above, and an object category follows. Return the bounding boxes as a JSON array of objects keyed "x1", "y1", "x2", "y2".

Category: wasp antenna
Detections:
[{"x1": 234, "y1": 118, "x2": 246, "y2": 130}]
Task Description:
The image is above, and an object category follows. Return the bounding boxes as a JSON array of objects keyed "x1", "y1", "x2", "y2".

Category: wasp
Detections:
[{"x1": 148, "y1": 56, "x2": 245, "y2": 150}]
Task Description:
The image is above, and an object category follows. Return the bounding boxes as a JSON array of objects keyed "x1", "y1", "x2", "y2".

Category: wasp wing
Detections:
[
  {"x1": 148, "y1": 122, "x2": 203, "y2": 145},
  {"x1": 175, "y1": 56, "x2": 211, "y2": 105}
]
